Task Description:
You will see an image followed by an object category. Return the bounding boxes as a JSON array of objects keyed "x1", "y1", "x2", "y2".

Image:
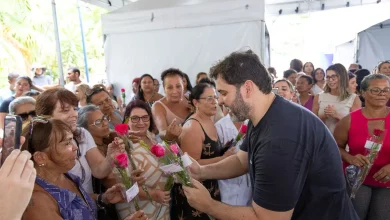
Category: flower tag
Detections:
[
  {"x1": 126, "y1": 182, "x2": 139, "y2": 202},
  {"x1": 160, "y1": 163, "x2": 183, "y2": 175},
  {"x1": 181, "y1": 153, "x2": 193, "y2": 167}
]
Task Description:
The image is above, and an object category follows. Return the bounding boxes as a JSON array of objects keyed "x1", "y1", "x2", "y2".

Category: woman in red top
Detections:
[{"x1": 334, "y1": 73, "x2": 390, "y2": 220}]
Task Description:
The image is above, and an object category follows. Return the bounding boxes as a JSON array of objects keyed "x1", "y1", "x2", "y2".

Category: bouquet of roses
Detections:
[
  {"x1": 140, "y1": 141, "x2": 193, "y2": 190},
  {"x1": 114, "y1": 124, "x2": 152, "y2": 201},
  {"x1": 114, "y1": 153, "x2": 140, "y2": 211},
  {"x1": 346, "y1": 129, "x2": 387, "y2": 199},
  {"x1": 221, "y1": 123, "x2": 248, "y2": 154}
]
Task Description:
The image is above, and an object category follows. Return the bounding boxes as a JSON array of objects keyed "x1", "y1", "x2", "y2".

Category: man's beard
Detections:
[{"x1": 228, "y1": 89, "x2": 250, "y2": 122}]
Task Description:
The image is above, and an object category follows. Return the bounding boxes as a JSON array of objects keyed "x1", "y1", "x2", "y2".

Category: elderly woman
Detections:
[
  {"x1": 171, "y1": 82, "x2": 235, "y2": 220},
  {"x1": 21, "y1": 118, "x2": 125, "y2": 219},
  {"x1": 86, "y1": 84, "x2": 123, "y2": 128},
  {"x1": 334, "y1": 74, "x2": 390, "y2": 220},
  {"x1": 312, "y1": 64, "x2": 361, "y2": 134},
  {"x1": 8, "y1": 96, "x2": 36, "y2": 122},
  {"x1": 36, "y1": 88, "x2": 119, "y2": 194},
  {"x1": 117, "y1": 100, "x2": 170, "y2": 220},
  {"x1": 152, "y1": 68, "x2": 192, "y2": 141}
]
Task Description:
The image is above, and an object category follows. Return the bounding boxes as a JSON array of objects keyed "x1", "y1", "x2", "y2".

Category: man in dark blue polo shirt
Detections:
[{"x1": 182, "y1": 50, "x2": 358, "y2": 220}]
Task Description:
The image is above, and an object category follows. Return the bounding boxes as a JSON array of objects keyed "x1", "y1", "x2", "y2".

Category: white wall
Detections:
[
  {"x1": 358, "y1": 26, "x2": 390, "y2": 72},
  {"x1": 105, "y1": 21, "x2": 262, "y2": 96}
]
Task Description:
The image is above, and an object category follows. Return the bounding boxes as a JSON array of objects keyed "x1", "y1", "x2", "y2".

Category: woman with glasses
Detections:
[
  {"x1": 171, "y1": 82, "x2": 234, "y2": 220},
  {"x1": 152, "y1": 68, "x2": 192, "y2": 142},
  {"x1": 35, "y1": 88, "x2": 122, "y2": 195},
  {"x1": 135, "y1": 74, "x2": 163, "y2": 107},
  {"x1": 117, "y1": 100, "x2": 171, "y2": 220},
  {"x1": 86, "y1": 84, "x2": 123, "y2": 129},
  {"x1": 8, "y1": 96, "x2": 36, "y2": 122},
  {"x1": 21, "y1": 118, "x2": 125, "y2": 219},
  {"x1": 334, "y1": 74, "x2": 390, "y2": 220},
  {"x1": 312, "y1": 64, "x2": 361, "y2": 134},
  {"x1": 311, "y1": 68, "x2": 326, "y2": 95}
]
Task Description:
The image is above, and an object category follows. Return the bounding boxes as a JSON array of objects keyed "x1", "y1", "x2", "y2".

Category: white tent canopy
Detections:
[{"x1": 102, "y1": 0, "x2": 265, "y2": 96}]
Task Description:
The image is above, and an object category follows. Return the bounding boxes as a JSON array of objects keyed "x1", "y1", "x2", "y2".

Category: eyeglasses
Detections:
[
  {"x1": 198, "y1": 96, "x2": 218, "y2": 103},
  {"x1": 28, "y1": 117, "x2": 49, "y2": 154},
  {"x1": 368, "y1": 87, "x2": 390, "y2": 95},
  {"x1": 90, "y1": 115, "x2": 111, "y2": 127},
  {"x1": 129, "y1": 115, "x2": 150, "y2": 123},
  {"x1": 17, "y1": 110, "x2": 36, "y2": 121},
  {"x1": 325, "y1": 75, "x2": 338, "y2": 81}
]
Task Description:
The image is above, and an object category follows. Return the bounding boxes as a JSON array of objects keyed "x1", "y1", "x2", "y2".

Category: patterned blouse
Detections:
[{"x1": 35, "y1": 173, "x2": 97, "y2": 220}]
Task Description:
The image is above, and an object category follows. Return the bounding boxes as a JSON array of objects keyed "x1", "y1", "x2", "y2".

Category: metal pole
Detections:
[
  {"x1": 51, "y1": 0, "x2": 64, "y2": 86},
  {"x1": 77, "y1": 0, "x2": 90, "y2": 83}
]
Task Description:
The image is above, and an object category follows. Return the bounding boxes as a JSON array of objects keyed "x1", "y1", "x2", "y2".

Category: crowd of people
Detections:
[{"x1": 0, "y1": 52, "x2": 390, "y2": 220}]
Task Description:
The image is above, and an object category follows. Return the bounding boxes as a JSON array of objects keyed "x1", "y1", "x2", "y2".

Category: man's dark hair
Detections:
[
  {"x1": 290, "y1": 59, "x2": 303, "y2": 72},
  {"x1": 68, "y1": 67, "x2": 81, "y2": 76},
  {"x1": 209, "y1": 50, "x2": 272, "y2": 94}
]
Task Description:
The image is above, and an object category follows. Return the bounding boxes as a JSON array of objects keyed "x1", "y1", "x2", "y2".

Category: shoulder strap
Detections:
[{"x1": 185, "y1": 118, "x2": 206, "y2": 134}]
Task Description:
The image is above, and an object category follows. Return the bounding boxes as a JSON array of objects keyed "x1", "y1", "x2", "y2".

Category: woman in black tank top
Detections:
[{"x1": 170, "y1": 82, "x2": 234, "y2": 220}]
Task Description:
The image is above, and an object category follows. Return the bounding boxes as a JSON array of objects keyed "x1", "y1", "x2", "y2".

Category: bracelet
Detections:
[{"x1": 97, "y1": 194, "x2": 107, "y2": 209}]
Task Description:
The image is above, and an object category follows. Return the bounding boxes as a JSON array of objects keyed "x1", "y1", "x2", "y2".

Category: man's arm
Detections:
[
  {"x1": 201, "y1": 150, "x2": 248, "y2": 180},
  {"x1": 207, "y1": 199, "x2": 293, "y2": 220}
]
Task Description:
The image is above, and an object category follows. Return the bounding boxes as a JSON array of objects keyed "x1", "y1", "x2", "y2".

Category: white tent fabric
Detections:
[
  {"x1": 358, "y1": 20, "x2": 390, "y2": 72},
  {"x1": 102, "y1": 0, "x2": 265, "y2": 97}
]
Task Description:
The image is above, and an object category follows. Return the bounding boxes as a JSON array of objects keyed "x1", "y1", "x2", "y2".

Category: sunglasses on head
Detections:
[{"x1": 17, "y1": 111, "x2": 36, "y2": 121}]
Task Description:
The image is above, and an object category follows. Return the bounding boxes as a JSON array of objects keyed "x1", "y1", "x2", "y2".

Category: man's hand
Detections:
[
  {"x1": 182, "y1": 179, "x2": 213, "y2": 213},
  {"x1": 0, "y1": 149, "x2": 36, "y2": 220}
]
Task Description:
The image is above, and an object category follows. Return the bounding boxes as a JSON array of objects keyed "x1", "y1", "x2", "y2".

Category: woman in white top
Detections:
[
  {"x1": 312, "y1": 64, "x2": 361, "y2": 134},
  {"x1": 311, "y1": 68, "x2": 326, "y2": 95}
]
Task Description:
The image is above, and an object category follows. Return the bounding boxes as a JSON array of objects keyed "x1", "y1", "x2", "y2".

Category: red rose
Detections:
[
  {"x1": 151, "y1": 144, "x2": 165, "y2": 158},
  {"x1": 115, "y1": 124, "x2": 129, "y2": 136},
  {"x1": 239, "y1": 124, "x2": 248, "y2": 134},
  {"x1": 121, "y1": 88, "x2": 125, "y2": 93},
  {"x1": 115, "y1": 153, "x2": 129, "y2": 168},
  {"x1": 373, "y1": 129, "x2": 384, "y2": 137}
]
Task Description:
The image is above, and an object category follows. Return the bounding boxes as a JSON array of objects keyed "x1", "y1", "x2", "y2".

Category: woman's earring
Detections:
[{"x1": 38, "y1": 164, "x2": 45, "y2": 167}]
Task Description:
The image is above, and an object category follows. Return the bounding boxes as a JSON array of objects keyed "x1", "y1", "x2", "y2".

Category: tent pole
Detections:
[
  {"x1": 77, "y1": 0, "x2": 90, "y2": 83},
  {"x1": 51, "y1": 0, "x2": 65, "y2": 86}
]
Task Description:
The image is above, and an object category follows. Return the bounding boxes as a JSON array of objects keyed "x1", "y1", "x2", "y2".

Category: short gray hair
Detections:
[
  {"x1": 9, "y1": 97, "x2": 36, "y2": 114},
  {"x1": 360, "y1": 74, "x2": 390, "y2": 92},
  {"x1": 77, "y1": 105, "x2": 100, "y2": 129}
]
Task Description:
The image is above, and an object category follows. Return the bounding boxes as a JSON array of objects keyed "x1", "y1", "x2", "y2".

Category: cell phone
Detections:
[
  {"x1": 272, "y1": 88, "x2": 279, "y2": 94},
  {"x1": 1, "y1": 115, "x2": 22, "y2": 166}
]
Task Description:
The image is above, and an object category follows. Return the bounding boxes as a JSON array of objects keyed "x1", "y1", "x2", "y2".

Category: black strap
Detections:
[{"x1": 185, "y1": 118, "x2": 207, "y2": 134}]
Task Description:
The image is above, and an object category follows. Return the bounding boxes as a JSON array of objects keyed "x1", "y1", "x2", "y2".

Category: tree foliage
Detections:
[{"x1": 0, "y1": 0, "x2": 107, "y2": 87}]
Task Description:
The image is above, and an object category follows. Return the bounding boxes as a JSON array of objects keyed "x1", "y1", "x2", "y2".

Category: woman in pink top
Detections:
[
  {"x1": 334, "y1": 74, "x2": 390, "y2": 220},
  {"x1": 152, "y1": 68, "x2": 192, "y2": 141}
]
